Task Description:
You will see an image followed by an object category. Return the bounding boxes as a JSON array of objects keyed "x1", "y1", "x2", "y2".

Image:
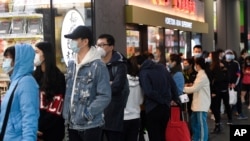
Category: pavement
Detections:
[
  {"x1": 207, "y1": 104, "x2": 250, "y2": 141},
  {"x1": 63, "y1": 104, "x2": 250, "y2": 141}
]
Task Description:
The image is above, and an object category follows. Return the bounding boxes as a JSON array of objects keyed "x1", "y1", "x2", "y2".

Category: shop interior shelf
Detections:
[
  {"x1": 0, "y1": 12, "x2": 43, "y2": 18},
  {"x1": 0, "y1": 34, "x2": 43, "y2": 39}
]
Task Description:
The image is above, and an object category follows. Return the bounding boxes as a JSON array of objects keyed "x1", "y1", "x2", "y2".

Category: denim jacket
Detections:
[{"x1": 62, "y1": 47, "x2": 111, "y2": 130}]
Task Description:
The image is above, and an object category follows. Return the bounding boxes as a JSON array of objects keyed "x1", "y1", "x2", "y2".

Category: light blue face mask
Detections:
[
  {"x1": 2, "y1": 58, "x2": 14, "y2": 74},
  {"x1": 70, "y1": 40, "x2": 80, "y2": 53},
  {"x1": 225, "y1": 54, "x2": 234, "y2": 61}
]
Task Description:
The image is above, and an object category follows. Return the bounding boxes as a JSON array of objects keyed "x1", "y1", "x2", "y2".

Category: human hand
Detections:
[
  {"x1": 37, "y1": 131, "x2": 43, "y2": 136},
  {"x1": 170, "y1": 100, "x2": 177, "y2": 106},
  {"x1": 211, "y1": 93, "x2": 216, "y2": 97}
]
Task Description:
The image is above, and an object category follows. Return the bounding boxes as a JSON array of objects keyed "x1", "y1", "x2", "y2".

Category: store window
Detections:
[
  {"x1": 179, "y1": 31, "x2": 187, "y2": 58},
  {"x1": 148, "y1": 26, "x2": 160, "y2": 54},
  {"x1": 126, "y1": 30, "x2": 140, "y2": 58},
  {"x1": 165, "y1": 29, "x2": 174, "y2": 57},
  {"x1": 0, "y1": 0, "x2": 92, "y2": 72}
]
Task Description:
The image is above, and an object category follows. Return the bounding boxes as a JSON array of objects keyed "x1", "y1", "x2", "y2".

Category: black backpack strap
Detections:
[{"x1": 0, "y1": 81, "x2": 20, "y2": 140}]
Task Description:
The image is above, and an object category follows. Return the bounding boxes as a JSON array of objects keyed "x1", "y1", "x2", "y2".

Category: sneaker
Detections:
[
  {"x1": 237, "y1": 114, "x2": 248, "y2": 120},
  {"x1": 227, "y1": 120, "x2": 233, "y2": 125}
]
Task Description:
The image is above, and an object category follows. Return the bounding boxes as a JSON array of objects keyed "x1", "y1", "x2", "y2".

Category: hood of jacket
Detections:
[
  {"x1": 107, "y1": 51, "x2": 127, "y2": 66},
  {"x1": 10, "y1": 44, "x2": 35, "y2": 81},
  {"x1": 127, "y1": 74, "x2": 139, "y2": 87},
  {"x1": 140, "y1": 59, "x2": 156, "y2": 70},
  {"x1": 76, "y1": 46, "x2": 101, "y2": 66}
]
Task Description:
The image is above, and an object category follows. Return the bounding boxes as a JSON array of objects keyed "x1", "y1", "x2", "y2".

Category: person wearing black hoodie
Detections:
[{"x1": 137, "y1": 53, "x2": 180, "y2": 141}]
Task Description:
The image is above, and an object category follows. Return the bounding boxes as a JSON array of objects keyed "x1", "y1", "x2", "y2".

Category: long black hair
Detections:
[
  {"x1": 169, "y1": 53, "x2": 182, "y2": 75},
  {"x1": 33, "y1": 41, "x2": 62, "y2": 103},
  {"x1": 127, "y1": 55, "x2": 140, "y2": 77}
]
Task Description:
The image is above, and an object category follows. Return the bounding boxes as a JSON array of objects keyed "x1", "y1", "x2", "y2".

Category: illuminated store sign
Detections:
[
  {"x1": 127, "y1": 0, "x2": 204, "y2": 22},
  {"x1": 165, "y1": 17, "x2": 192, "y2": 29},
  {"x1": 151, "y1": 0, "x2": 195, "y2": 13}
]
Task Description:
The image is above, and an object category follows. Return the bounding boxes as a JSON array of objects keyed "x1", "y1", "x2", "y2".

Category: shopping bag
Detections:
[
  {"x1": 229, "y1": 88, "x2": 237, "y2": 105},
  {"x1": 165, "y1": 106, "x2": 191, "y2": 141},
  {"x1": 179, "y1": 93, "x2": 189, "y2": 103}
]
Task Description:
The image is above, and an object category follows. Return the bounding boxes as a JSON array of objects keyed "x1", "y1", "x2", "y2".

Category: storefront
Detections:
[
  {"x1": 0, "y1": 0, "x2": 92, "y2": 73},
  {"x1": 0, "y1": 0, "x2": 210, "y2": 72},
  {"x1": 125, "y1": 0, "x2": 208, "y2": 59}
]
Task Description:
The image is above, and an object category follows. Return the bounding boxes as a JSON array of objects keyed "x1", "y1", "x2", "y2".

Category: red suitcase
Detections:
[{"x1": 165, "y1": 106, "x2": 191, "y2": 141}]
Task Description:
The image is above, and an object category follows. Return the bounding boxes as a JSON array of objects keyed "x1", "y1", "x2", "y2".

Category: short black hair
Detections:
[
  {"x1": 98, "y1": 34, "x2": 115, "y2": 46},
  {"x1": 241, "y1": 48, "x2": 248, "y2": 55},
  {"x1": 193, "y1": 45, "x2": 202, "y2": 50}
]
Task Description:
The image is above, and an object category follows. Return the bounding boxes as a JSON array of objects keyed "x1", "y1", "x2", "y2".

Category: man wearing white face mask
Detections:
[
  {"x1": 192, "y1": 45, "x2": 202, "y2": 60},
  {"x1": 96, "y1": 34, "x2": 129, "y2": 141},
  {"x1": 63, "y1": 26, "x2": 111, "y2": 141}
]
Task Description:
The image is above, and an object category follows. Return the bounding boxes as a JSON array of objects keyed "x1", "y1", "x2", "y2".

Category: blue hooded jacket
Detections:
[{"x1": 0, "y1": 44, "x2": 39, "y2": 141}]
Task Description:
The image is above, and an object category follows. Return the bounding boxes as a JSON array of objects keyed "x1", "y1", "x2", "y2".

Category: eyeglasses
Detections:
[{"x1": 96, "y1": 44, "x2": 110, "y2": 47}]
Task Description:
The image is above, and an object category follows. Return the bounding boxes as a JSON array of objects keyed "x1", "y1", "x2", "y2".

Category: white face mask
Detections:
[
  {"x1": 70, "y1": 40, "x2": 80, "y2": 53},
  {"x1": 2, "y1": 58, "x2": 13, "y2": 74},
  {"x1": 205, "y1": 58, "x2": 212, "y2": 63},
  {"x1": 96, "y1": 46, "x2": 106, "y2": 58},
  {"x1": 34, "y1": 54, "x2": 42, "y2": 66},
  {"x1": 194, "y1": 65, "x2": 198, "y2": 72},
  {"x1": 193, "y1": 53, "x2": 202, "y2": 58}
]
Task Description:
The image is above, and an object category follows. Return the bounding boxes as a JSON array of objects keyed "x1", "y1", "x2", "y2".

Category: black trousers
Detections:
[
  {"x1": 123, "y1": 118, "x2": 140, "y2": 141},
  {"x1": 211, "y1": 91, "x2": 232, "y2": 123},
  {"x1": 68, "y1": 127, "x2": 102, "y2": 141},
  {"x1": 146, "y1": 105, "x2": 170, "y2": 141},
  {"x1": 102, "y1": 130, "x2": 123, "y2": 141}
]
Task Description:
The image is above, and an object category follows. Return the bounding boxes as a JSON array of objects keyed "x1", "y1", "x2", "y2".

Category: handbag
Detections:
[
  {"x1": 165, "y1": 106, "x2": 191, "y2": 141},
  {"x1": 229, "y1": 88, "x2": 237, "y2": 105},
  {"x1": 0, "y1": 82, "x2": 19, "y2": 140}
]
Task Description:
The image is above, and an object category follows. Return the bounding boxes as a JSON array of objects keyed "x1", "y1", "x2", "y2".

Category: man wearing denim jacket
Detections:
[{"x1": 62, "y1": 26, "x2": 111, "y2": 141}]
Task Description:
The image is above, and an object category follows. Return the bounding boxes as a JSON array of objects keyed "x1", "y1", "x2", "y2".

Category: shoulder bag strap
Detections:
[{"x1": 0, "y1": 81, "x2": 20, "y2": 140}]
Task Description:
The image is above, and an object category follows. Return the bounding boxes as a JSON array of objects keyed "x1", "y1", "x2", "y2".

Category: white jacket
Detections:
[
  {"x1": 184, "y1": 69, "x2": 211, "y2": 112},
  {"x1": 124, "y1": 74, "x2": 143, "y2": 120}
]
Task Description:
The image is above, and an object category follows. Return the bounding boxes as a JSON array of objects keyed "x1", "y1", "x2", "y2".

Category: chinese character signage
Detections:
[{"x1": 127, "y1": 0, "x2": 204, "y2": 22}]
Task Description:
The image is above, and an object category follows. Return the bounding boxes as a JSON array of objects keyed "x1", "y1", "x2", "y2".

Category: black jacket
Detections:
[
  {"x1": 139, "y1": 60, "x2": 179, "y2": 113},
  {"x1": 104, "y1": 51, "x2": 129, "y2": 132}
]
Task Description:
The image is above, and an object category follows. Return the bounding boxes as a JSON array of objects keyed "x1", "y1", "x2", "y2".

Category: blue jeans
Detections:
[{"x1": 191, "y1": 112, "x2": 208, "y2": 141}]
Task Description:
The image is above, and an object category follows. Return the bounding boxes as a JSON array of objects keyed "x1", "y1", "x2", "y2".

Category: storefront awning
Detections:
[{"x1": 125, "y1": 5, "x2": 208, "y2": 33}]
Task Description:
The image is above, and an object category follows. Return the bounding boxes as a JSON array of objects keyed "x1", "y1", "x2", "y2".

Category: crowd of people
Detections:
[{"x1": 0, "y1": 25, "x2": 249, "y2": 141}]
